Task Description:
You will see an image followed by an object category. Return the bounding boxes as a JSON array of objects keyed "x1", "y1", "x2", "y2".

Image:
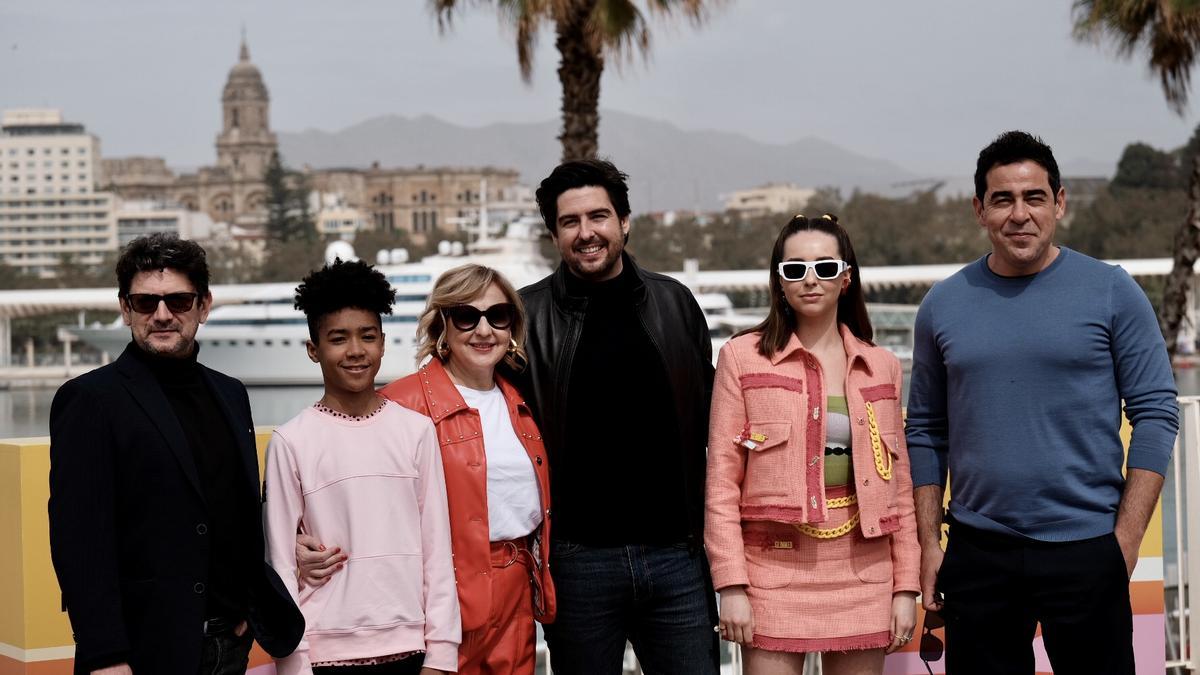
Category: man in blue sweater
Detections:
[{"x1": 906, "y1": 131, "x2": 1178, "y2": 674}]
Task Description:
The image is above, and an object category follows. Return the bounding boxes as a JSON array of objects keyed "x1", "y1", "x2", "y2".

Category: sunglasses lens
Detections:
[
  {"x1": 919, "y1": 633, "x2": 944, "y2": 661},
  {"x1": 447, "y1": 306, "x2": 483, "y2": 331},
  {"x1": 163, "y1": 293, "x2": 196, "y2": 312},
  {"x1": 484, "y1": 304, "x2": 515, "y2": 330},
  {"x1": 814, "y1": 261, "x2": 842, "y2": 279},
  {"x1": 780, "y1": 262, "x2": 807, "y2": 281},
  {"x1": 127, "y1": 293, "x2": 197, "y2": 314},
  {"x1": 128, "y1": 295, "x2": 158, "y2": 313}
]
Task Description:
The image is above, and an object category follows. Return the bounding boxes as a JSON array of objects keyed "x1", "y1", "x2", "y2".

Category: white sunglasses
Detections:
[{"x1": 777, "y1": 260, "x2": 850, "y2": 281}]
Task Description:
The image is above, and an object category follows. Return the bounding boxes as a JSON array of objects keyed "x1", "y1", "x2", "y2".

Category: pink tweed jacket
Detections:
[{"x1": 705, "y1": 325, "x2": 920, "y2": 594}]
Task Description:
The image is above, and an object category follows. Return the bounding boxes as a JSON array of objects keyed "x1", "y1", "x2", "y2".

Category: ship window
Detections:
[
  {"x1": 228, "y1": 340, "x2": 238, "y2": 347},
  {"x1": 282, "y1": 339, "x2": 292, "y2": 347},
  {"x1": 246, "y1": 340, "x2": 256, "y2": 346},
  {"x1": 263, "y1": 340, "x2": 273, "y2": 347}
]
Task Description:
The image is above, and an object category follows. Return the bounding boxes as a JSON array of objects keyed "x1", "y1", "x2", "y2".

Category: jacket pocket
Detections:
[
  {"x1": 850, "y1": 533, "x2": 893, "y2": 584},
  {"x1": 744, "y1": 544, "x2": 799, "y2": 590},
  {"x1": 741, "y1": 421, "x2": 793, "y2": 503}
]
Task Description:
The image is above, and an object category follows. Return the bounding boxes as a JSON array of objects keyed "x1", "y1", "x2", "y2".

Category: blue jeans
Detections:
[{"x1": 543, "y1": 541, "x2": 719, "y2": 675}]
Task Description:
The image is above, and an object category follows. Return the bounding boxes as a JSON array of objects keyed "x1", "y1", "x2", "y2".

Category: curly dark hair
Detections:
[
  {"x1": 116, "y1": 233, "x2": 210, "y2": 299},
  {"x1": 294, "y1": 259, "x2": 395, "y2": 342}
]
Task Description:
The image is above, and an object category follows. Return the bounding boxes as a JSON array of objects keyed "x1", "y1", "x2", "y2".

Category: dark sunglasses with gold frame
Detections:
[{"x1": 443, "y1": 303, "x2": 516, "y2": 332}]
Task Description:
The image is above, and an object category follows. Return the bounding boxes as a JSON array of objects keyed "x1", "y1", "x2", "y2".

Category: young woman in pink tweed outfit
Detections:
[{"x1": 705, "y1": 214, "x2": 920, "y2": 675}]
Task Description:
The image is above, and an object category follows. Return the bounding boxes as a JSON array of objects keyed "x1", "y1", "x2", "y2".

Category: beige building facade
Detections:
[
  {"x1": 308, "y1": 166, "x2": 520, "y2": 242},
  {"x1": 724, "y1": 183, "x2": 815, "y2": 218}
]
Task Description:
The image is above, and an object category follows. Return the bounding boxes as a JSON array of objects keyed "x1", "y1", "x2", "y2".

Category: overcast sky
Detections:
[{"x1": 3, "y1": 0, "x2": 1197, "y2": 179}]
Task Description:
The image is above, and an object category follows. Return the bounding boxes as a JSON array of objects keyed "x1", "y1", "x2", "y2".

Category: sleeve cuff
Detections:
[
  {"x1": 423, "y1": 640, "x2": 461, "y2": 672},
  {"x1": 709, "y1": 565, "x2": 750, "y2": 593},
  {"x1": 78, "y1": 651, "x2": 130, "y2": 672}
]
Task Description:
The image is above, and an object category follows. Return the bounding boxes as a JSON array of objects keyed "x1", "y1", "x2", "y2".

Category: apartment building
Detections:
[{"x1": 0, "y1": 109, "x2": 116, "y2": 276}]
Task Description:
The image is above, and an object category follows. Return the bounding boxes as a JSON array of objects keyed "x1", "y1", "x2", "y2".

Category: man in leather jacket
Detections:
[{"x1": 517, "y1": 158, "x2": 718, "y2": 674}]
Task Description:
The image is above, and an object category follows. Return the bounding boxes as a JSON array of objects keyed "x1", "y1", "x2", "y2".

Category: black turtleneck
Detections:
[
  {"x1": 558, "y1": 262, "x2": 688, "y2": 545},
  {"x1": 130, "y1": 344, "x2": 251, "y2": 621}
]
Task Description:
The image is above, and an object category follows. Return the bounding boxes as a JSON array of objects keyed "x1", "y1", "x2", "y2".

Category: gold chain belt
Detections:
[{"x1": 794, "y1": 493, "x2": 859, "y2": 539}]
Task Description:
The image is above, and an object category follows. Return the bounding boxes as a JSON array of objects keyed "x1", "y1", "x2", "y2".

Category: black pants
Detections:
[
  {"x1": 312, "y1": 653, "x2": 425, "y2": 675},
  {"x1": 936, "y1": 519, "x2": 1134, "y2": 675}
]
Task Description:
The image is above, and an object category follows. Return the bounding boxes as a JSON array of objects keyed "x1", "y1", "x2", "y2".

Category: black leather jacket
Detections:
[{"x1": 517, "y1": 254, "x2": 715, "y2": 541}]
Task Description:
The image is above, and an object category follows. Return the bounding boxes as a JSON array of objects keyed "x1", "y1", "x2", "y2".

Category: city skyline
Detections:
[{"x1": 3, "y1": 1, "x2": 1199, "y2": 181}]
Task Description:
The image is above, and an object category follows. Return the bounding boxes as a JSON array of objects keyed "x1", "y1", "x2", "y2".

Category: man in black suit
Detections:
[{"x1": 48, "y1": 233, "x2": 303, "y2": 674}]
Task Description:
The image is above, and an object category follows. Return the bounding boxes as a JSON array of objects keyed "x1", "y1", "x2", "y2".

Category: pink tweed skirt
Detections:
[{"x1": 740, "y1": 488, "x2": 893, "y2": 653}]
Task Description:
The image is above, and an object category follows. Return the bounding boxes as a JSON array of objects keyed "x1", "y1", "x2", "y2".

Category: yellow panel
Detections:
[
  {"x1": 20, "y1": 442, "x2": 73, "y2": 648},
  {"x1": 254, "y1": 427, "x2": 271, "y2": 481},
  {"x1": 0, "y1": 443, "x2": 26, "y2": 647}
]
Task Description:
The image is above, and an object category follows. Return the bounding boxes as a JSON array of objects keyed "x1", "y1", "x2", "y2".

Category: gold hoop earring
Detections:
[
  {"x1": 507, "y1": 337, "x2": 518, "y2": 355},
  {"x1": 436, "y1": 334, "x2": 450, "y2": 359}
]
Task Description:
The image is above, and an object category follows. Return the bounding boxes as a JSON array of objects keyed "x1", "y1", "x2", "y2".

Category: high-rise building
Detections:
[{"x1": 0, "y1": 109, "x2": 116, "y2": 276}]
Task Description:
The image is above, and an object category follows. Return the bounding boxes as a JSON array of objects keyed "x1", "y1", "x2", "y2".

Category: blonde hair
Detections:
[{"x1": 416, "y1": 264, "x2": 528, "y2": 371}]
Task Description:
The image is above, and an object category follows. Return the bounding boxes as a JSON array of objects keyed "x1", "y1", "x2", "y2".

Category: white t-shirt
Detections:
[{"x1": 455, "y1": 384, "x2": 544, "y2": 542}]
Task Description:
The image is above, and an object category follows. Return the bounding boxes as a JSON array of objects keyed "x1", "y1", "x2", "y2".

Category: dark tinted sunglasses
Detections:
[
  {"x1": 444, "y1": 303, "x2": 516, "y2": 332},
  {"x1": 125, "y1": 292, "x2": 198, "y2": 314},
  {"x1": 777, "y1": 259, "x2": 850, "y2": 281},
  {"x1": 919, "y1": 609, "x2": 945, "y2": 675}
]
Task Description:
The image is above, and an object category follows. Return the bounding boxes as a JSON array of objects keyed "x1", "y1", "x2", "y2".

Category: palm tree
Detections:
[
  {"x1": 431, "y1": 0, "x2": 711, "y2": 161},
  {"x1": 1074, "y1": 0, "x2": 1200, "y2": 356}
]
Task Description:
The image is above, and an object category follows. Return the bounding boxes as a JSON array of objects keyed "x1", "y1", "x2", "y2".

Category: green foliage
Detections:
[
  {"x1": 206, "y1": 242, "x2": 264, "y2": 284},
  {"x1": 1065, "y1": 186, "x2": 1183, "y2": 259},
  {"x1": 264, "y1": 151, "x2": 316, "y2": 246},
  {"x1": 350, "y1": 228, "x2": 417, "y2": 265},
  {"x1": 256, "y1": 238, "x2": 326, "y2": 282},
  {"x1": 1112, "y1": 142, "x2": 1184, "y2": 189}
]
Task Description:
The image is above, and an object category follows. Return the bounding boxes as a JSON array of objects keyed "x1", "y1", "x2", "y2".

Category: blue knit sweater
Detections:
[{"x1": 905, "y1": 247, "x2": 1178, "y2": 541}]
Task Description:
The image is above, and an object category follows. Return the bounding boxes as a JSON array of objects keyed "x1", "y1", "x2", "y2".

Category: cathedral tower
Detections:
[{"x1": 215, "y1": 37, "x2": 276, "y2": 181}]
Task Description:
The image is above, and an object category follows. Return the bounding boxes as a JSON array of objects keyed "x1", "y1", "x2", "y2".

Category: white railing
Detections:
[{"x1": 1169, "y1": 396, "x2": 1200, "y2": 672}]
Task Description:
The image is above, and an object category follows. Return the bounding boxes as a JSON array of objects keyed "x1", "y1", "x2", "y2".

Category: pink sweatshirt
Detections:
[{"x1": 264, "y1": 401, "x2": 461, "y2": 674}]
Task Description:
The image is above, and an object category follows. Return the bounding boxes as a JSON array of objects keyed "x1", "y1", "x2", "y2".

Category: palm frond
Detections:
[
  {"x1": 1073, "y1": 0, "x2": 1200, "y2": 113},
  {"x1": 498, "y1": 0, "x2": 549, "y2": 81},
  {"x1": 587, "y1": 0, "x2": 651, "y2": 64}
]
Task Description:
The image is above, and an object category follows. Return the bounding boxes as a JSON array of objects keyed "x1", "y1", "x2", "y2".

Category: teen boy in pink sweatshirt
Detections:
[{"x1": 264, "y1": 260, "x2": 460, "y2": 674}]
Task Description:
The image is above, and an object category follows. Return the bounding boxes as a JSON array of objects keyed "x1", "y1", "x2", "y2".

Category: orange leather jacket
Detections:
[{"x1": 379, "y1": 359, "x2": 556, "y2": 631}]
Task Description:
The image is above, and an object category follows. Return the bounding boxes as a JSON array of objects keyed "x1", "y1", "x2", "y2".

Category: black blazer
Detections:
[{"x1": 48, "y1": 343, "x2": 303, "y2": 674}]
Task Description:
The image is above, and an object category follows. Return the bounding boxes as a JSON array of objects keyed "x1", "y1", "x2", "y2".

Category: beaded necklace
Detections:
[{"x1": 313, "y1": 396, "x2": 387, "y2": 421}]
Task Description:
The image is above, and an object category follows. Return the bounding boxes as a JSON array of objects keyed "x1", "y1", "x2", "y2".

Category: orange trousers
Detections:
[{"x1": 458, "y1": 540, "x2": 537, "y2": 675}]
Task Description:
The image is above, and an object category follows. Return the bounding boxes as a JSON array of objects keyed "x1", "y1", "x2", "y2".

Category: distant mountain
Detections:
[
  {"x1": 1060, "y1": 157, "x2": 1116, "y2": 178},
  {"x1": 277, "y1": 110, "x2": 919, "y2": 212}
]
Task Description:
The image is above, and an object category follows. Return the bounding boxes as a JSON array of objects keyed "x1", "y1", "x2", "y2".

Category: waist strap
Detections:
[{"x1": 489, "y1": 538, "x2": 533, "y2": 568}]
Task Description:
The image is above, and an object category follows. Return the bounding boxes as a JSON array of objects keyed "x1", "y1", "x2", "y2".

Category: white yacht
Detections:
[{"x1": 71, "y1": 219, "x2": 751, "y2": 385}]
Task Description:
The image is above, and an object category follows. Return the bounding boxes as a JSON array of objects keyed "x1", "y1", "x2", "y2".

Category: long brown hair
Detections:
[{"x1": 738, "y1": 214, "x2": 874, "y2": 358}]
